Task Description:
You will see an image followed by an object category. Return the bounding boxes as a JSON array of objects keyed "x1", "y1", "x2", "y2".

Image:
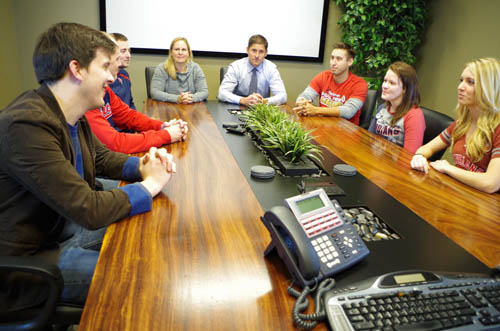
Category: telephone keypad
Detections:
[
  {"x1": 312, "y1": 225, "x2": 367, "y2": 273},
  {"x1": 312, "y1": 234, "x2": 345, "y2": 268}
]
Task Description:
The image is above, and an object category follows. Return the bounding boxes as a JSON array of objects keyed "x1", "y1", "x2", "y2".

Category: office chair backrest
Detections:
[
  {"x1": 145, "y1": 66, "x2": 156, "y2": 99},
  {"x1": 0, "y1": 256, "x2": 83, "y2": 331},
  {"x1": 220, "y1": 66, "x2": 227, "y2": 84},
  {"x1": 359, "y1": 89, "x2": 380, "y2": 129},
  {"x1": 420, "y1": 106, "x2": 454, "y2": 161}
]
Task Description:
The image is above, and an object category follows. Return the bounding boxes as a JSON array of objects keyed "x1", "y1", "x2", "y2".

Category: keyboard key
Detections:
[
  {"x1": 441, "y1": 318, "x2": 453, "y2": 328},
  {"x1": 394, "y1": 320, "x2": 442, "y2": 331},
  {"x1": 350, "y1": 315, "x2": 365, "y2": 322},
  {"x1": 454, "y1": 301, "x2": 470, "y2": 309},
  {"x1": 479, "y1": 316, "x2": 493, "y2": 325},
  {"x1": 352, "y1": 321, "x2": 375, "y2": 330},
  {"x1": 459, "y1": 308, "x2": 476, "y2": 316},
  {"x1": 479, "y1": 309, "x2": 491, "y2": 317},
  {"x1": 464, "y1": 294, "x2": 488, "y2": 308},
  {"x1": 460, "y1": 315, "x2": 473, "y2": 325},
  {"x1": 346, "y1": 308, "x2": 360, "y2": 316}
]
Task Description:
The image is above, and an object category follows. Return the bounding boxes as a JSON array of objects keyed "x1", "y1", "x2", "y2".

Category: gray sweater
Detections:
[{"x1": 151, "y1": 61, "x2": 208, "y2": 103}]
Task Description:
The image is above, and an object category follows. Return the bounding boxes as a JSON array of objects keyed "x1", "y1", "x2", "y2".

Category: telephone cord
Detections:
[{"x1": 289, "y1": 278, "x2": 336, "y2": 329}]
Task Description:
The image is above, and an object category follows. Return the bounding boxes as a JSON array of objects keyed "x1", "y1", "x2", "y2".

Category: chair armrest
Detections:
[
  {"x1": 0, "y1": 256, "x2": 62, "y2": 279},
  {"x1": 0, "y1": 256, "x2": 63, "y2": 331}
]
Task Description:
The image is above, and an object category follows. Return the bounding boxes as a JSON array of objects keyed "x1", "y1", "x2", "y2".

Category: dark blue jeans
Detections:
[
  {"x1": 57, "y1": 223, "x2": 106, "y2": 305},
  {"x1": 56, "y1": 178, "x2": 117, "y2": 305}
]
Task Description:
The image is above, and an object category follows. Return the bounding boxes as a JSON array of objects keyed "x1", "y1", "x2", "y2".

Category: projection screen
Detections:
[{"x1": 100, "y1": 0, "x2": 329, "y2": 62}]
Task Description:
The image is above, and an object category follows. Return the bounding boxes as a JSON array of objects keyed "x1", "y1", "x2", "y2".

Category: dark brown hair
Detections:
[
  {"x1": 386, "y1": 61, "x2": 421, "y2": 126},
  {"x1": 33, "y1": 22, "x2": 117, "y2": 84},
  {"x1": 248, "y1": 34, "x2": 268, "y2": 50},
  {"x1": 332, "y1": 42, "x2": 355, "y2": 60}
]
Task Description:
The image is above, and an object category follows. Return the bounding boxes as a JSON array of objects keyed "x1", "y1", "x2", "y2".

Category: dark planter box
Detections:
[
  {"x1": 266, "y1": 148, "x2": 321, "y2": 176},
  {"x1": 246, "y1": 126, "x2": 321, "y2": 176}
]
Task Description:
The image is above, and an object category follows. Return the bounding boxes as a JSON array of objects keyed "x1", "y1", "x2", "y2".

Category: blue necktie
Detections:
[{"x1": 249, "y1": 68, "x2": 258, "y2": 95}]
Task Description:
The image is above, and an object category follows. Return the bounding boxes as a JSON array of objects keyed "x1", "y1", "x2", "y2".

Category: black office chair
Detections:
[
  {"x1": 219, "y1": 66, "x2": 227, "y2": 84},
  {"x1": 420, "y1": 106, "x2": 454, "y2": 161},
  {"x1": 145, "y1": 66, "x2": 156, "y2": 99},
  {"x1": 359, "y1": 88, "x2": 381, "y2": 129},
  {"x1": 0, "y1": 256, "x2": 83, "y2": 331}
]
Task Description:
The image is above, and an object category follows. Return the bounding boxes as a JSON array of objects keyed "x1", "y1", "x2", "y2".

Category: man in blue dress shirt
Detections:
[
  {"x1": 109, "y1": 32, "x2": 136, "y2": 109},
  {"x1": 218, "y1": 34, "x2": 287, "y2": 106}
]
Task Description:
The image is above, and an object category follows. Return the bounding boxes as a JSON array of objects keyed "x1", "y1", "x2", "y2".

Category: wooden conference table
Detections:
[{"x1": 79, "y1": 100, "x2": 500, "y2": 330}]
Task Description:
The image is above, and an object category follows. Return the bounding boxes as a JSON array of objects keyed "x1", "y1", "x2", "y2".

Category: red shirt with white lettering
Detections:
[
  {"x1": 440, "y1": 121, "x2": 500, "y2": 172},
  {"x1": 309, "y1": 71, "x2": 368, "y2": 125},
  {"x1": 85, "y1": 87, "x2": 171, "y2": 154}
]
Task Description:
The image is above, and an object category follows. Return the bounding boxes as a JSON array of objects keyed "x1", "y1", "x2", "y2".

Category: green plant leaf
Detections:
[
  {"x1": 335, "y1": 0, "x2": 429, "y2": 81},
  {"x1": 244, "y1": 104, "x2": 323, "y2": 164}
]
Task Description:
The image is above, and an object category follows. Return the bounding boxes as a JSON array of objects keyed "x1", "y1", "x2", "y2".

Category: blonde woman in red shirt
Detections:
[{"x1": 411, "y1": 58, "x2": 500, "y2": 193}]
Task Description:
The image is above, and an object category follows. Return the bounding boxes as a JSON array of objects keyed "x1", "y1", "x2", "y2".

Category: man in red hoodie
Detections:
[{"x1": 85, "y1": 36, "x2": 188, "y2": 154}]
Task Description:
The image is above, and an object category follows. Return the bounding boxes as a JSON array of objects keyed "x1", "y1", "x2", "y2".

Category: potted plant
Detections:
[
  {"x1": 240, "y1": 104, "x2": 323, "y2": 176},
  {"x1": 335, "y1": 0, "x2": 429, "y2": 89}
]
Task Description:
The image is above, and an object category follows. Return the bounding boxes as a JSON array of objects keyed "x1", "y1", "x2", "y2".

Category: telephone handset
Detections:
[{"x1": 261, "y1": 189, "x2": 369, "y2": 287}]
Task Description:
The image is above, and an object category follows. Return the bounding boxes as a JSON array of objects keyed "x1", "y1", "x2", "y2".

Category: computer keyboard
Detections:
[{"x1": 324, "y1": 270, "x2": 500, "y2": 330}]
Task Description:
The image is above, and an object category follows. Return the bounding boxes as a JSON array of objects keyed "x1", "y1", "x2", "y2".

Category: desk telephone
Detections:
[{"x1": 261, "y1": 189, "x2": 370, "y2": 287}]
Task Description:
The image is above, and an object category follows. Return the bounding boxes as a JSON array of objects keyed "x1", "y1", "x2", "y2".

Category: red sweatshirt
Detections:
[{"x1": 85, "y1": 87, "x2": 171, "y2": 153}]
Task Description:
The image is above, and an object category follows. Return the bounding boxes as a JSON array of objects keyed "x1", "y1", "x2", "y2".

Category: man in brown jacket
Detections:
[{"x1": 0, "y1": 23, "x2": 175, "y2": 310}]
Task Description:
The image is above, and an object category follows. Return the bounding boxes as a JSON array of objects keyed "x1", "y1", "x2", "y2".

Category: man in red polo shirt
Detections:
[{"x1": 294, "y1": 42, "x2": 368, "y2": 125}]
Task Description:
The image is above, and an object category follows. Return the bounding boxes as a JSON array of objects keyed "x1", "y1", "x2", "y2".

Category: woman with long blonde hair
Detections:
[
  {"x1": 151, "y1": 37, "x2": 208, "y2": 104},
  {"x1": 411, "y1": 58, "x2": 500, "y2": 193}
]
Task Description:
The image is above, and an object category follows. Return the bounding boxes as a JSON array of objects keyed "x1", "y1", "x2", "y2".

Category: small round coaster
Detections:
[
  {"x1": 333, "y1": 164, "x2": 357, "y2": 176},
  {"x1": 251, "y1": 165, "x2": 275, "y2": 179},
  {"x1": 222, "y1": 122, "x2": 239, "y2": 128}
]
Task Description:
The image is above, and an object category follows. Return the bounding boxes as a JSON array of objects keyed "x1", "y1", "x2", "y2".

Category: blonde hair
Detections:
[
  {"x1": 164, "y1": 37, "x2": 192, "y2": 80},
  {"x1": 452, "y1": 58, "x2": 500, "y2": 162}
]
